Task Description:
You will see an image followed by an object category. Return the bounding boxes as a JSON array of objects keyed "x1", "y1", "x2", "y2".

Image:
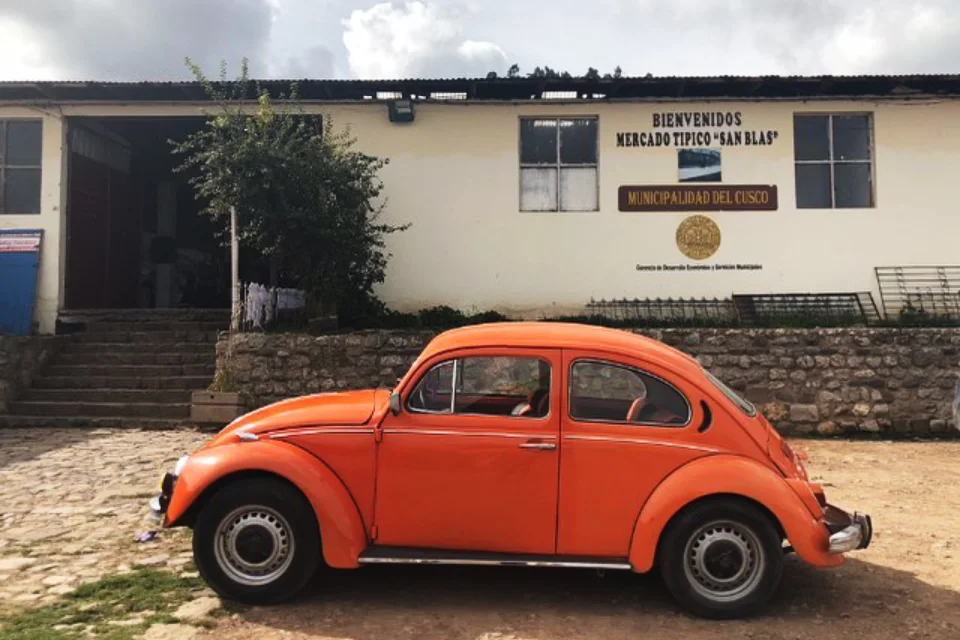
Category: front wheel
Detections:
[
  {"x1": 658, "y1": 499, "x2": 783, "y2": 619},
  {"x1": 192, "y1": 476, "x2": 321, "y2": 604}
]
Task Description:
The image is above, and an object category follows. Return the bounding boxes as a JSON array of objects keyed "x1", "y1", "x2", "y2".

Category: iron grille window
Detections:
[
  {"x1": 794, "y1": 113, "x2": 873, "y2": 209},
  {"x1": 520, "y1": 117, "x2": 598, "y2": 212},
  {"x1": 0, "y1": 120, "x2": 42, "y2": 214}
]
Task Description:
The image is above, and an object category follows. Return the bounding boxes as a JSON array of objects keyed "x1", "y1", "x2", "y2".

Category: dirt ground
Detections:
[
  {"x1": 2, "y1": 430, "x2": 959, "y2": 639},
  {"x1": 209, "y1": 440, "x2": 960, "y2": 640}
]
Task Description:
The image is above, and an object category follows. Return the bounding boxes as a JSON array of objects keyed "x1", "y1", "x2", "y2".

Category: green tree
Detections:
[
  {"x1": 499, "y1": 65, "x2": 626, "y2": 79},
  {"x1": 171, "y1": 58, "x2": 407, "y2": 321}
]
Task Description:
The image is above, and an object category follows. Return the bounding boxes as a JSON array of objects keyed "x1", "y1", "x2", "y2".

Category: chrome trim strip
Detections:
[
  {"x1": 269, "y1": 427, "x2": 375, "y2": 439},
  {"x1": 382, "y1": 428, "x2": 556, "y2": 440},
  {"x1": 565, "y1": 434, "x2": 719, "y2": 453},
  {"x1": 237, "y1": 432, "x2": 258, "y2": 441},
  {"x1": 450, "y1": 359, "x2": 459, "y2": 414},
  {"x1": 358, "y1": 557, "x2": 632, "y2": 570}
]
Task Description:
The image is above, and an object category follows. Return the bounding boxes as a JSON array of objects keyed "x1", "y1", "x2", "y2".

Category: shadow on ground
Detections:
[
  {"x1": 0, "y1": 427, "x2": 112, "y2": 470},
  {"x1": 215, "y1": 556, "x2": 960, "y2": 640}
]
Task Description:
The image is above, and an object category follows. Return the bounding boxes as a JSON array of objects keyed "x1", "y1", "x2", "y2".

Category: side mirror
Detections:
[{"x1": 389, "y1": 391, "x2": 402, "y2": 415}]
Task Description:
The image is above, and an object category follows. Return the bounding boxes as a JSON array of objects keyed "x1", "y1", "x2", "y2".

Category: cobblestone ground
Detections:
[
  {"x1": 1, "y1": 429, "x2": 959, "y2": 639},
  {"x1": 0, "y1": 428, "x2": 206, "y2": 610}
]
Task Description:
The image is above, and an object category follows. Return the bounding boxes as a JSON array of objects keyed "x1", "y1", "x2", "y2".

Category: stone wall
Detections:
[
  {"x1": 218, "y1": 327, "x2": 960, "y2": 437},
  {"x1": 0, "y1": 336, "x2": 64, "y2": 413}
]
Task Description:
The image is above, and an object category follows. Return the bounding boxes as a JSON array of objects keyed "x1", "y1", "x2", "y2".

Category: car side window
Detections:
[
  {"x1": 408, "y1": 356, "x2": 552, "y2": 418},
  {"x1": 569, "y1": 360, "x2": 690, "y2": 426}
]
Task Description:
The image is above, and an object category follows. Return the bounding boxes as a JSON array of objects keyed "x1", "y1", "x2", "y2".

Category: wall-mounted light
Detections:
[{"x1": 388, "y1": 99, "x2": 415, "y2": 123}]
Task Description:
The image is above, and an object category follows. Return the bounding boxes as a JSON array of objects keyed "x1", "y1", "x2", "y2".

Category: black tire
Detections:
[
  {"x1": 658, "y1": 498, "x2": 783, "y2": 619},
  {"x1": 192, "y1": 476, "x2": 321, "y2": 604}
]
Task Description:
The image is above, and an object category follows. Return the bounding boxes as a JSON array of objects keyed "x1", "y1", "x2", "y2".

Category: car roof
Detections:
[{"x1": 421, "y1": 322, "x2": 700, "y2": 371}]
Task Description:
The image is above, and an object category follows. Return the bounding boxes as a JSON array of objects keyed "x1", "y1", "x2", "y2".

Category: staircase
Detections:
[{"x1": 0, "y1": 309, "x2": 228, "y2": 429}]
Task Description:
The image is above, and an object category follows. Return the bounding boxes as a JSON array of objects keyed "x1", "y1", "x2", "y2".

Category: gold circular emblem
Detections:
[{"x1": 676, "y1": 215, "x2": 721, "y2": 260}]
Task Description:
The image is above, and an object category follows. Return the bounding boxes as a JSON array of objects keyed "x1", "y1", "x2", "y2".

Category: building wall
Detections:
[
  {"x1": 0, "y1": 334, "x2": 64, "y2": 412},
  {"x1": 5, "y1": 98, "x2": 958, "y2": 333},
  {"x1": 218, "y1": 327, "x2": 960, "y2": 438},
  {"x1": 0, "y1": 109, "x2": 66, "y2": 334},
  {"x1": 217, "y1": 329, "x2": 960, "y2": 437},
  {"x1": 313, "y1": 99, "x2": 958, "y2": 317}
]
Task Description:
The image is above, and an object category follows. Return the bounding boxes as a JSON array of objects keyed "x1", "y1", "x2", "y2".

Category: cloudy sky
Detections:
[{"x1": 0, "y1": 0, "x2": 957, "y2": 81}]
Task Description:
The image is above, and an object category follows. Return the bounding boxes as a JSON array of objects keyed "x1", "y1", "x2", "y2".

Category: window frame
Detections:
[
  {"x1": 0, "y1": 119, "x2": 43, "y2": 215},
  {"x1": 518, "y1": 116, "x2": 600, "y2": 213},
  {"x1": 793, "y1": 112, "x2": 875, "y2": 209},
  {"x1": 567, "y1": 358, "x2": 693, "y2": 428},
  {"x1": 406, "y1": 355, "x2": 553, "y2": 420}
]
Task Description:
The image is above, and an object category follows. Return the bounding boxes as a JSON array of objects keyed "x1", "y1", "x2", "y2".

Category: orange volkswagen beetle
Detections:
[{"x1": 149, "y1": 323, "x2": 872, "y2": 618}]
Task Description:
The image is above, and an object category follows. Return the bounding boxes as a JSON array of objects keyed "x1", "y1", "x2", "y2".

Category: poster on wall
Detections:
[{"x1": 678, "y1": 148, "x2": 721, "y2": 182}]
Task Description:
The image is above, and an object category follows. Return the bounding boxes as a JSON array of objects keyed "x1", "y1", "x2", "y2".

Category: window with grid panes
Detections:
[
  {"x1": 793, "y1": 114, "x2": 873, "y2": 209},
  {"x1": 0, "y1": 120, "x2": 42, "y2": 214},
  {"x1": 520, "y1": 118, "x2": 598, "y2": 211}
]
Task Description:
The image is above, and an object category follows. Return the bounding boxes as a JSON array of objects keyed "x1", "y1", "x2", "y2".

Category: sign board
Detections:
[
  {"x1": 0, "y1": 231, "x2": 43, "y2": 253},
  {"x1": 0, "y1": 230, "x2": 43, "y2": 335},
  {"x1": 618, "y1": 185, "x2": 778, "y2": 212}
]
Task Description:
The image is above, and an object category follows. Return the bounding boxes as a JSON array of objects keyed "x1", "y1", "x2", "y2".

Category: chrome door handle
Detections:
[{"x1": 519, "y1": 441, "x2": 556, "y2": 451}]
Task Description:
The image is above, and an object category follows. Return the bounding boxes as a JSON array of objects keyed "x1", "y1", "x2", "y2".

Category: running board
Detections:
[{"x1": 358, "y1": 547, "x2": 632, "y2": 570}]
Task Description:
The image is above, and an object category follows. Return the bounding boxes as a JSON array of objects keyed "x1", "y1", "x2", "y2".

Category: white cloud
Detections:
[
  {"x1": 0, "y1": 0, "x2": 960, "y2": 82},
  {"x1": 0, "y1": 20, "x2": 58, "y2": 80},
  {"x1": 342, "y1": 1, "x2": 507, "y2": 79}
]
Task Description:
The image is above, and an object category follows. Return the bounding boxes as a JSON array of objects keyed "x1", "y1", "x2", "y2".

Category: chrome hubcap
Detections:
[
  {"x1": 214, "y1": 506, "x2": 295, "y2": 586},
  {"x1": 684, "y1": 520, "x2": 764, "y2": 602}
]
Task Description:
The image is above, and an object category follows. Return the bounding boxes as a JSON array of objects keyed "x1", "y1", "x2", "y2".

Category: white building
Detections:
[{"x1": 1, "y1": 75, "x2": 959, "y2": 334}]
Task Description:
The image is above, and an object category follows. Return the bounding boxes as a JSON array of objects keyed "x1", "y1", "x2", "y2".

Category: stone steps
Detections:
[
  {"x1": 23, "y1": 388, "x2": 192, "y2": 404},
  {"x1": 0, "y1": 415, "x2": 186, "y2": 429},
  {"x1": 55, "y1": 352, "x2": 214, "y2": 366},
  {"x1": 9, "y1": 401, "x2": 191, "y2": 419},
  {"x1": 3, "y1": 310, "x2": 226, "y2": 430},
  {"x1": 58, "y1": 308, "x2": 230, "y2": 323},
  {"x1": 81, "y1": 321, "x2": 227, "y2": 333},
  {"x1": 31, "y1": 375, "x2": 212, "y2": 390},
  {"x1": 45, "y1": 364, "x2": 215, "y2": 378},
  {"x1": 72, "y1": 331, "x2": 220, "y2": 344},
  {"x1": 61, "y1": 342, "x2": 212, "y2": 355}
]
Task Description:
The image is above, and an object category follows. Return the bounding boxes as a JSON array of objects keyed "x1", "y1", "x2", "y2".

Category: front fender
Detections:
[
  {"x1": 628, "y1": 455, "x2": 839, "y2": 572},
  {"x1": 166, "y1": 440, "x2": 368, "y2": 569}
]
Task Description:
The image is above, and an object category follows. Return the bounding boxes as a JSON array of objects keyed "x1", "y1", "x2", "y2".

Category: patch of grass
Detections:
[{"x1": 0, "y1": 568, "x2": 206, "y2": 640}]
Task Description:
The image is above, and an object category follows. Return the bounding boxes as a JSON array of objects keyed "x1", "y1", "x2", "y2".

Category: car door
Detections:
[
  {"x1": 557, "y1": 349, "x2": 715, "y2": 557},
  {"x1": 374, "y1": 347, "x2": 561, "y2": 555}
]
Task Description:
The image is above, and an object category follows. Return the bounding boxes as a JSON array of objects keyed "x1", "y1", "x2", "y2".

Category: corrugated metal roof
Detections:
[{"x1": 1, "y1": 74, "x2": 959, "y2": 103}]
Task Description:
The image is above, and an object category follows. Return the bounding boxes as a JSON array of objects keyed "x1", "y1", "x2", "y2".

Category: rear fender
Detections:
[
  {"x1": 628, "y1": 455, "x2": 840, "y2": 572},
  {"x1": 166, "y1": 440, "x2": 367, "y2": 569}
]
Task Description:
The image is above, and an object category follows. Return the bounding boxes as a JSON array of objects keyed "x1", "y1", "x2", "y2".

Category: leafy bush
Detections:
[{"x1": 172, "y1": 59, "x2": 407, "y2": 322}]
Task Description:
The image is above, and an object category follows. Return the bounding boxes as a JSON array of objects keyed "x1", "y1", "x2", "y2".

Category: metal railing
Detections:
[
  {"x1": 584, "y1": 297, "x2": 738, "y2": 326},
  {"x1": 875, "y1": 266, "x2": 960, "y2": 319},
  {"x1": 732, "y1": 292, "x2": 881, "y2": 326}
]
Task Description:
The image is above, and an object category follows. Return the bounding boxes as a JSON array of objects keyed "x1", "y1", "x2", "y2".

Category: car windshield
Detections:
[{"x1": 703, "y1": 368, "x2": 757, "y2": 417}]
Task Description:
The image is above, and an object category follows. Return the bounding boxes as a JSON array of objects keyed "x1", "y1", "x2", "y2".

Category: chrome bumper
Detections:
[
  {"x1": 146, "y1": 472, "x2": 175, "y2": 525},
  {"x1": 147, "y1": 496, "x2": 165, "y2": 525},
  {"x1": 828, "y1": 512, "x2": 873, "y2": 554}
]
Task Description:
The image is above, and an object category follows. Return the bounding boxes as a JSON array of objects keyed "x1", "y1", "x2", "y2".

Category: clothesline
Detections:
[{"x1": 241, "y1": 282, "x2": 307, "y2": 330}]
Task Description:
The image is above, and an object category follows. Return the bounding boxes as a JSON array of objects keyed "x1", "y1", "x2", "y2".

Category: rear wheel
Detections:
[
  {"x1": 193, "y1": 476, "x2": 321, "y2": 604},
  {"x1": 658, "y1": 499, "x2": 783, "y2": 619}
]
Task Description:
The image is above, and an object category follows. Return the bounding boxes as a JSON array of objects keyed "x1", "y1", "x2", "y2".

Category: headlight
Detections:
[{"x1": 174, "y1": 454, "x2": 190, "y2": 477}]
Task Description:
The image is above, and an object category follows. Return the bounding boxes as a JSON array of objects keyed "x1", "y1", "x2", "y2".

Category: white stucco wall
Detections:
[
  {"x1": 4, "y1": 97, "x2": 958, "y2": 333},
  {"x1": 320, "y1": 99, "x2": 952, "y2": 317},
  {"x1": 0, "y1": 109, "x2": 66, "y2": 334}
]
